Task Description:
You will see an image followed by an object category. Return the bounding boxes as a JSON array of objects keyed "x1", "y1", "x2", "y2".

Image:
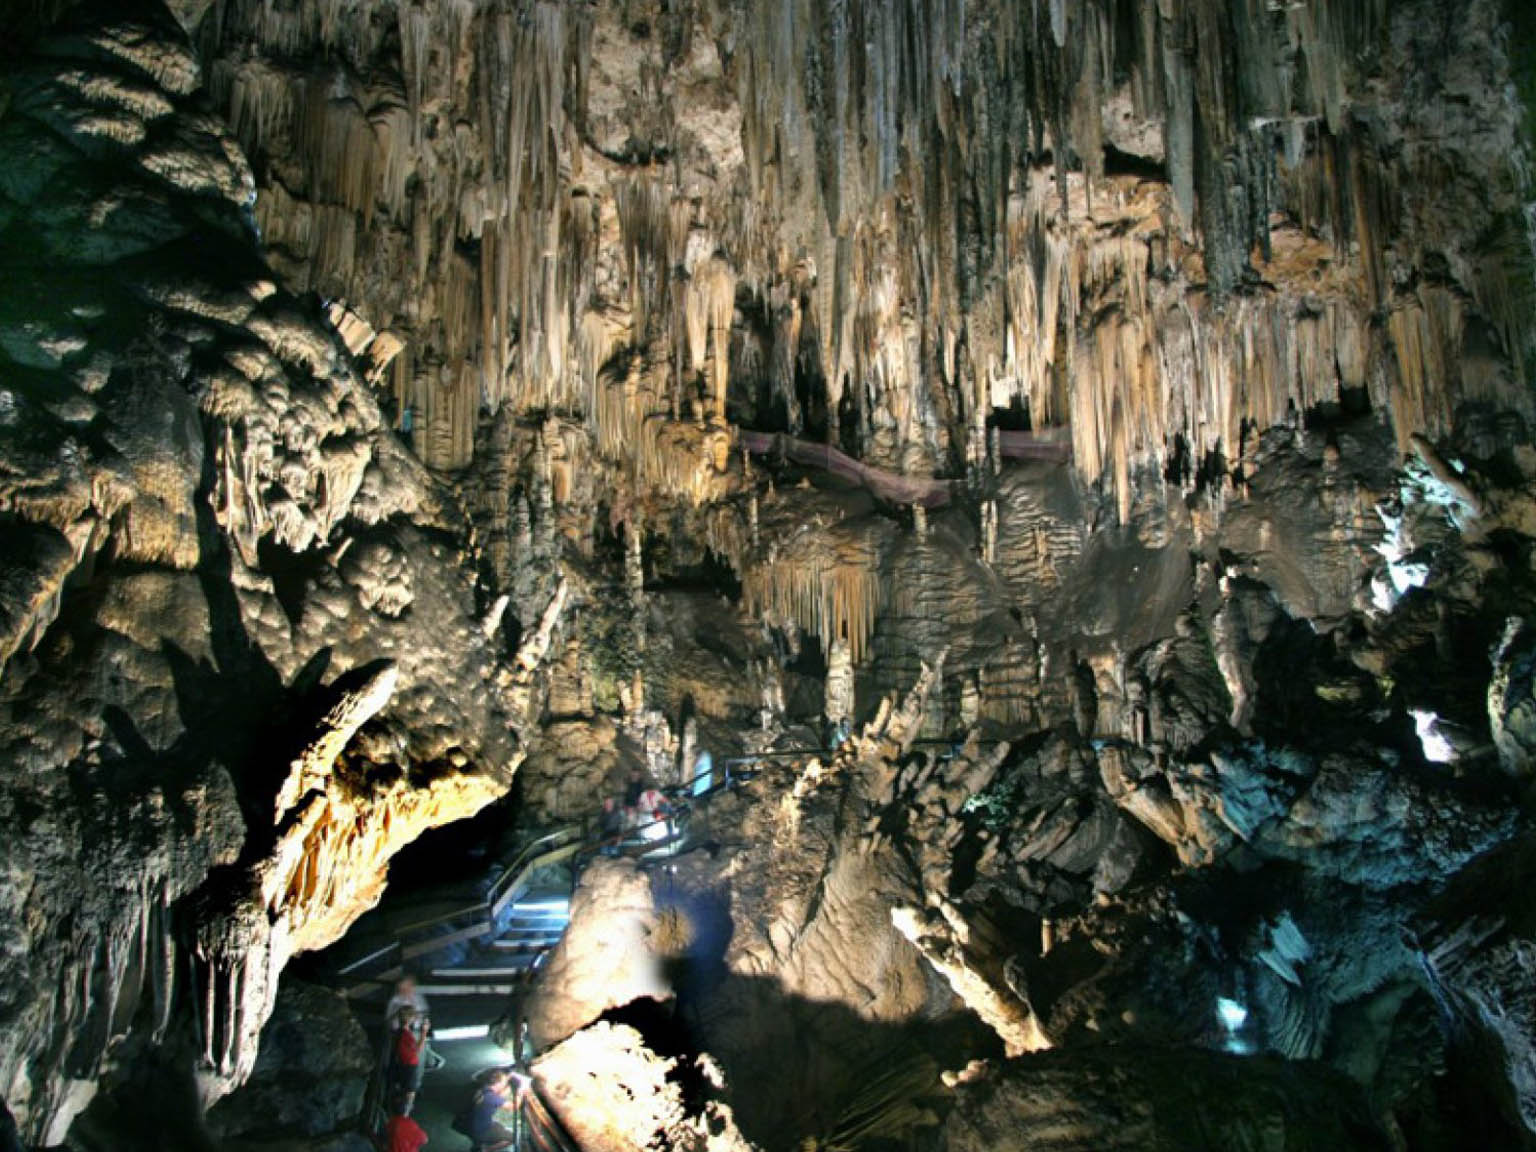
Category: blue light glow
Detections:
[{"x1": 1217, "y1": 997, "x2": 1249, "y2": 1031}]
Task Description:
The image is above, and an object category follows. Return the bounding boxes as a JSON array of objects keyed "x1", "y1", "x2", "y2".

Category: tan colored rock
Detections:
[
  {"x1": 534, "y1": 1023, "x2": 757, "y2": 1152},
  {"x1": 892, "y1": 905, "x2": 1050, "y2": 1058},
  {"x1": 526, "y1": 859, "x2": 670, "y2": 1050}
]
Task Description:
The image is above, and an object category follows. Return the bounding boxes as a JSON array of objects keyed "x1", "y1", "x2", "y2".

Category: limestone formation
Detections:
[
  {"x1": 206, "y1": 981, "x2": 372, "y2": 1142},
  {"x1": 0, "y1": 4, "x2": 566, "y2": 1139},
  {"x1": 534, "y1": 1023, "x2": 757, "y2": 1152},
  {"x1": 526, "y1": 858, "x2": 671, "y2": 1051},
  {"x1": 943, "y1": 1047, "x2": 1392, "y2": 1151},
  {"x1": 5, "y1": 0, "x2": 1536, "y2": 1149}
]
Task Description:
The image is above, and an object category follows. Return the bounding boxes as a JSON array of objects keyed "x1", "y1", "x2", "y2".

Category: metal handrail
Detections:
[
  {"x1": 712, "y1": 737, "x2": 1000, "y2": 767},
  {"x1": 582, "y1": 771, "x2": 750, "y2": 858},
  {"x1": 521, "y1": 1082, "x2": 581, "y2": 1152},
  {"x1": 342, "y1": 759, "x2": 782, "y2": 986},
  {"x1": 340, "y1": 826, "x2": 583, "y2": 983},
  {"x1": 337, "y1": 940, "x2": 403, "y2": 978},
  {"x1": 488, "y1": 825, "x2": 584, "y2": 912},
  {"x1": 488, "y1": 840, "x2": 582, "y2": 921},
  {"x1": 387, "y1": 825, "x2": 583, "y2": 938}
]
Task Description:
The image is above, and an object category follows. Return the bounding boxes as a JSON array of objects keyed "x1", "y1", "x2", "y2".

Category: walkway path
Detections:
[
  {"x1": 738, "y1": 427, "x2": 1071, "y2": 508},
  {"x1": 334, "y1": 784, "x2": 742, "y2": 1149}
]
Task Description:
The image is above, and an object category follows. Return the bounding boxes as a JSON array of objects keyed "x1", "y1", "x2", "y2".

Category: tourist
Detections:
[
  {"x1": 457, "y1": 1067, "x2": 517, "y2": 1152},
  {"x1": 384, "y1": 1096, "x2": 428, "y2": 1152},
  {"x1": 599, "y1": 795, "x2": 623, "y2": 854},
  {"x1": 386, "y1": 975, "x2": 443, "y2": 1073},
  {"x1": 388, "y1": 1007, "x2": 425, "y2": 1113},
  {"x1": 623, "y1": 767, "x2": 645, "y2": 814},
  {"x1": 386, "y1": 975, "x2": 430, "y2": 1033},
  {"x1": 637, "y1": 781, "x2": 671, "y2": 841}
]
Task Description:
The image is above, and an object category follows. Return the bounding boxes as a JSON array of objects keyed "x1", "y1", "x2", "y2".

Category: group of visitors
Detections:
[
  {"x1": 380, "y1": 977, "x2": 430, "y2": 1150},
  {"x1": 379, "y1": 975, "x2": 438, "y2": 1151},
  {"x1": 377, "y1": 975, "x2": 529, "y2": 1152},
  {"x1": 599, "y1": 768, "x2": 674, "y2": 850}
]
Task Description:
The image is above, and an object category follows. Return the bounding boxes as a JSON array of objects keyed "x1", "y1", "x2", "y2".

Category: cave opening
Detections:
[
  {"x1": 382, "y1": 791, "x2": 525, "y2": 899},
  {"x1": 987, "y1": 397, "x2": 1033, "y2": 432},
  {"x1": 642, "y1": 533, "x2": 743, "y2": 602},
  {"x1": 1302, "y1": 385, "x2": 1374, "y2": 430}
]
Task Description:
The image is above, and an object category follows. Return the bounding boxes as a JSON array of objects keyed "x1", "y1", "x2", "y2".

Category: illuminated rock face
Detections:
[
  {"x1": 0, "y1": 5, "x2": 563, "y2": 1142},
  {"x1": 526, "y1": 858, "x2": 671, "y2": 1050},
  {"x1": 5, "y1": 0, "x2": 1536, "y2": 1149},
  {"x1": 194, "y1": 0, "x2": 1532, "y2": 501},
  {"x1": 534, "y1": 1023, "x2": 755, "y2": 1152}
]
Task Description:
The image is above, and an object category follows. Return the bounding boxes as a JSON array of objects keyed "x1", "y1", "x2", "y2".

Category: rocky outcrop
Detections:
[
  {"x1": 0, "y1": 4, "x2": 569, "y2": 1141},
  {"x1": 527, "y1": 858, "x2": 672, "y2": 1050},
  {"x1": 1491, "y1": 618, "x2": 1536, "y2": 776},
  {"x1": 533, "y1": 1022, "x2": 756, "y2": 1152},
  {"x1": 943, "y1": 1048, "x2": 1392, "y2": 1152},
  {"x1": 206, "y1": 981, "x2": 371, "y2": 1142}
]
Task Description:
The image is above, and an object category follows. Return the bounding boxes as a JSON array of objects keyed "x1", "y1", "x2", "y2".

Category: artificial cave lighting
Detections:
[{"x1": 1411, "y1": 710, "x2": 1458, "y2": 765}]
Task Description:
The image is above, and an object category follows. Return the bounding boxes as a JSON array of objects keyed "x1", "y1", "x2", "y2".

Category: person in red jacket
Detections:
[
  {"x1": 389, "y1": 1008, "x2": 425, "y2": 1113},
  {"x1": 384, "y1": 1095, "x2": 428, "y2": 1152}
]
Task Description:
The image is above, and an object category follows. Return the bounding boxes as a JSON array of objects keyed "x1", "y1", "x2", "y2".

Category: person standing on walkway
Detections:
[
  {"x1": 385, "y1": 1095, "x2": 428, "y2": 1152},
  {"x1": 637, "y1": 782, "x2": 671, "y2": 841},
  {"x1": 623, "y1": 767, "x2": 646, "y2": 828},
  {"x1": 599, "y1": 795, "x2": 624, "y2": 854},
  {"x1": 386, "y1": 975, "x2": 443, "y2": 1075},
  {"x1": 388, "y1": 1007, "x2": 426, "y2": 1114},
  {"x1": 386, "y1": 975, "x2": 430, "y2": 1032}
]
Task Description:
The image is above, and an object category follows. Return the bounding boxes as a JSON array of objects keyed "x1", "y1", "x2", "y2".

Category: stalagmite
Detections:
[
  {"x1": 825, "y1": 638, "x2": 854, "y2": 730},
  {"x1": 892, "y1": 904, "x2": 1051, "y2": 1058}
]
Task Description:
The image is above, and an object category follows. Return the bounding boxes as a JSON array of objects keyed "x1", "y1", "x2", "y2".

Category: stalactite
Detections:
[
  {"x1": 744, "y1": 520, "x2": 892, "y2": 665},
  {"x1": 398, "y1": 3, "x2": 430, "y2": 148},
  {"x1": 201, "y1": 0, "x2": 1531, "y2": 495}
]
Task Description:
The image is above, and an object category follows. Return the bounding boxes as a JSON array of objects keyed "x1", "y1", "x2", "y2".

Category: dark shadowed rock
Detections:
[
  {"x1": 943, "y1": 1048, "x2": 1393, "y2": 1152},
  {"x1": 207, "y1": 982, "x2": 371, "y2": 1141}
]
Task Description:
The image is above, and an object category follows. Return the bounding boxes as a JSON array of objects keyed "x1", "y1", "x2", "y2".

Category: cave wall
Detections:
[
  {"x1": 197, "y1": 0, "x2": 1532, "y2": 489},
  {"x1": 0, "y1": 3, "x2": 566, "y2": 1141},
  {"x1": 190, "y1": 0, "x2": 1536, "y2": 743}
]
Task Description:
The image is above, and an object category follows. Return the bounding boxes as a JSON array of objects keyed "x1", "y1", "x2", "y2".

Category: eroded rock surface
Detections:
[
  {"x1": 943, "y1": 1048, "x2": 1392, "y2": 1152},
  {"x1": 527, "y1": 858, "x2": 671, "y2": 1051},
  {"x1": 206, "y1": 981, "x2": 371, "y2": 1143},
  {"x1": 534, "y1": 1022, "x2": 756, "y2": 1152},
  {"x1": 0, "y1": 3, "x2": 567, "y2": 1141}
]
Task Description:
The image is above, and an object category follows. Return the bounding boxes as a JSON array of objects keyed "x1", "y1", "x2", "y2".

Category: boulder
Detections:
[
  {"x1": 526, "y1": 858, "x2": 670, "y2": 1050},
  {"x1": 207, "y1": 982, "x2": 372, "y2": 1140},
  {"x1": 533, "y1": 1023, "x2": 756, "y2": 1152}
]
